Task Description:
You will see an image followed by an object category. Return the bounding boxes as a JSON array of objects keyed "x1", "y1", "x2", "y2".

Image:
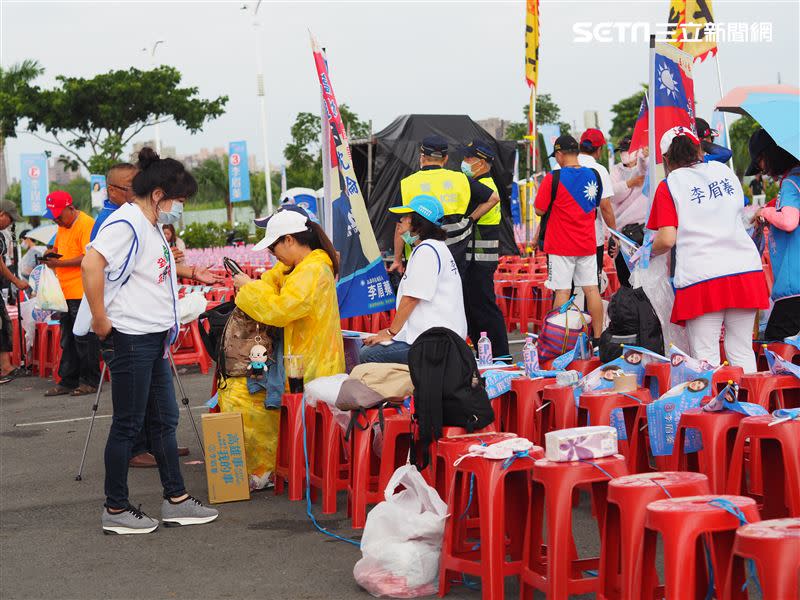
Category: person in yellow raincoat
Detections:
[{"x1": 219, "y1": 208, "x2": 345, "y2": 489}]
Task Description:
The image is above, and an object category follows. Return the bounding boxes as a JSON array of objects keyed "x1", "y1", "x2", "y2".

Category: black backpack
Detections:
[
  {"x1": 197, "y1": 300, "x2": 236, "y2": 360},
  {"x1": 599, "y1": 287, "x2": 664, "y2": 363},
  {"x1": 407, "y1": 327, "x2": 495, "y2": 469}
]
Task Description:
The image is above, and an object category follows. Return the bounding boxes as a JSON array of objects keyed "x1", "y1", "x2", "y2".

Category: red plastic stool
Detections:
[
  {"x1": 425, "y1": 424, "x2": 499, "y2": 491},
  {"x1": 727, "y1": 518, "x2": 800, "y2": 600},
  {"x1": 642, "y1": 495, "x2": 760, "y2": 600},
  {"x1": 306, "y1": 402, "x2": 349, "y2": 515},
  {"x1": 433, "y1": 431, "x2": 516, "y2": 510},
  {"x1": 347, "y1": 408, "x2": 384, "y2": 529},
  {"x1": 670, "y1": 408, "x2": 747, "y2": 493},
  {"x1": 599, "y1": 472, "x2": 711, "y2": 600},
  {"x1": 170, "y1": 321, "x2": 211, "y2": 374},
  {"x1": 376, "y1": 409, "x2": 413, "y2": 494},
  {"x1": 274, "y1": 393, "x2": 306, "y2": 501},
  {"x1": 505, "y1": 377, "x2": 548, "y2": 442},
  {"x1": 577, "y1": 388, "x2": 652, "y2": 458},
  {"x1": 755, "y1": 341, "x2": 800, "y2": 371},
  {"x1": 439, "y1": 448, "x2": 542, "y2": 599},
  {"x1": 538, "y1": 384, "x2": 577, "y2": 443},
  {"x1": 737, "y1": 372, "x2": 800, "y2": 411},
  {"x1": 644, "y1": 362, "x2": 671, "y2": 398},
  {"x1": 727, "y1": 415, "x2": 800, "y2": 519},
  {"x1": 520, "y1": 454, "x2": 629, "y2": 600},
  {"x1": 712, "y1": 365, "x2": 744, "y2": 392}
]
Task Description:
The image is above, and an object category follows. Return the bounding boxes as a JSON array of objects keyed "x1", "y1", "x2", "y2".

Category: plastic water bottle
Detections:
[
  {"x1": 523, "y1": 334, "x2": 539, "y2": 377},
  {"x1": 477, "y1": 332, "x2": 493, "y2": 366}
]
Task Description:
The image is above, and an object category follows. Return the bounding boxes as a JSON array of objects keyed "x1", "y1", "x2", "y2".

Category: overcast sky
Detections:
[{"x1": 2, "y1": 0, "x2": 798, "y2": 174}]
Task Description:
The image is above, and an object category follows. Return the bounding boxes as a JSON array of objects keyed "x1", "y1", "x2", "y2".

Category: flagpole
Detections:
[
  {"x1": 713, "y1": 52, "x2": 732, "y2": 167},
  {"x1": 527, "y1": 86, "x2": 536, "y2": 252},
  {"x1": 647, "y1": 35, "x2": 657, "y2": 203}
]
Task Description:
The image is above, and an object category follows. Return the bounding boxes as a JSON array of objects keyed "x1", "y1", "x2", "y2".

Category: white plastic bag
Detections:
[
  {"x1": 353, "y1": 465, "x2": 448, "y2": 598},
  {"x1": 178, "y1": 291, "x2": 208, "y2": 324},
  {"x1": 32, "y1": 265, "x2": 67, "y2": 313}
]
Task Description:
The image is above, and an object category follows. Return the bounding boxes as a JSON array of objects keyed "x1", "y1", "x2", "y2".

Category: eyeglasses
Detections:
[
  {"x1": 267, "y1": 236, "x2": 285, "y2": 254},
  {"x1": 108, "y1": 184, "x2": 131, "y2": 192}
]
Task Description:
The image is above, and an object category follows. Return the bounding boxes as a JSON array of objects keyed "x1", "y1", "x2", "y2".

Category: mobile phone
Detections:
[{"x1": 223, "y1": 257, "x2": 243, "y2": 276}]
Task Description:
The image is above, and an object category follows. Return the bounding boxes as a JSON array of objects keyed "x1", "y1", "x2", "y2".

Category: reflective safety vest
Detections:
[
  {"x1": 476, "y1": 176, "x2": 501, "y2": 225},
  {"x1": 400, "y1": 167, "x2": 472, "y2": 260},
  {"x1": 465, "y1": 175, "x2": 500, "y2": 263}
]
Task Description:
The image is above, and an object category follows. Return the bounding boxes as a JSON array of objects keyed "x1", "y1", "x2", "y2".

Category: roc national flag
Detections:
[
  {"x1": 524, "y1": 0, "x2": 540, "y2": 88},
  {"x1": 667, "y1": 0, "x2": 718, "y2": 63},
  {"x1": 310, "y1": 33, "x2": 395, "y2": 319},
  {"x1": 632, "y1": 43, "x2": 696, "y2": 164}
]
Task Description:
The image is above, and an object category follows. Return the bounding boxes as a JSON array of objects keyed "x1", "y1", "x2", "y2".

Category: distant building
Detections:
[
  {"x1": 131, "y1": 140, "x2": 177, "y2": 161},
  {"x1": 48, "y1": 159, "x2": 81, "y2": 185},
  {"x1": 477, "y1": 118, "x2": 512, "y2": 140}
]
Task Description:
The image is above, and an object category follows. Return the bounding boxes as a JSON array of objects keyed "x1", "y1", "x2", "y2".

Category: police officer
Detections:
[
  {"x1": 389, "y1": 136, "x2": 500, "y2": 278},
  {"x1": 460, "y1": 140, "x2": 509, "y2": 357}
]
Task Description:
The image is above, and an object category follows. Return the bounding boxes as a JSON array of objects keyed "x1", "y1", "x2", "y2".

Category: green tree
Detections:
[
  {"x1": 192, "y1": 157, "x2": 232, "y2": 223},
  {"x1": 3, "y1": 180, "x2": 21, "y2": 203},
  {"x1": 729, "y1": 115, "x2": 760, "y2": 179},
  {"x1": 609, "y1": 85, "x2": 647, "y2": 142},
  {"x1": 505, "y1": 93, "x2": 570, "y2": 141},
  {"x1": 249, "y1": 170, "x2": 281, "y2": 218},
  {"x1": 283, "y1": 104, "x2": 369, "y2": 190},
  {"x1": 0, "y1": 59, "x2": 44, "y2": 199},
  {"x1": 51, "y1": 176, "x2": 91, "y2": 213},
  {"x1": 22, "y1": 66, "x2": 227, "y2": 174}
]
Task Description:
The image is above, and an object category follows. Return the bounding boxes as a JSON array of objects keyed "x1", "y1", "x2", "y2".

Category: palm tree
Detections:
[{"x1": 0, "y1": 60, "x2": 44, "y2": 200}]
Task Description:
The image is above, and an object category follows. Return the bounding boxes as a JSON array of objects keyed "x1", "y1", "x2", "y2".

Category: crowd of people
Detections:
[{"x1": 0, "y1": 116, "x2": 797, "y2": 535}]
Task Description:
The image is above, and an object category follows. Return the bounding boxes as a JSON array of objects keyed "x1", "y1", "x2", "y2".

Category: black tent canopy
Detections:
[{"x1": 350, "y1": 114, "x2": 519, "y2": 256}]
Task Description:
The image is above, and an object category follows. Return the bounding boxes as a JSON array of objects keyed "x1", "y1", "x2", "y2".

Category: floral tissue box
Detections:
[{"x1": 545, "y1": 426, "x2": 618, "y2": 462}]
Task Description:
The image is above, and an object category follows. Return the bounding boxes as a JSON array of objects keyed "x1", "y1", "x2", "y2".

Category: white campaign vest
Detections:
[{"x1": 666, "y1": 162, "x2": 763, "y2": 289}]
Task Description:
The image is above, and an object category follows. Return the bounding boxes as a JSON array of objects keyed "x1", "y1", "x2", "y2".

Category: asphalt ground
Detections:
[{"x1": 0, "y1": 358, "x2": 694, "y2": 600}]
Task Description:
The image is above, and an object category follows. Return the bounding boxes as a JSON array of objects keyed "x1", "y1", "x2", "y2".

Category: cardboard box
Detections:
[
  {"x1": 201, "y1": 412, "x2": 250, "y2": 504},
  {"x1": 613, "y1": 374, "x2": 638, "y2": 393}
]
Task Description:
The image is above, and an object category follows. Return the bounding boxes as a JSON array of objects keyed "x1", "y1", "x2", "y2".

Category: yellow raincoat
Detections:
[
  {"x1": 218, "y1": 249, "x2": 345, "y2": 489},
  {"x1": 234, "y1": 249, "x2": 345, "y2": 380}
]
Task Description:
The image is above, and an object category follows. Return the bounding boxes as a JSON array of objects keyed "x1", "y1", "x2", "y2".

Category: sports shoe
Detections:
[
  {"x1": 101, "y1": 505, "x2": 159, "y2": 535},
  {"x1": 161, "y1": 495, "x2": 219, "y2": 527}
]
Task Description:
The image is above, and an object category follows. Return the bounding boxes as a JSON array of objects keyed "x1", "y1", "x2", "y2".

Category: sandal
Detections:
[
  {"x1": 45, "y1": 385, "x2": 74, "y2": 397},
  {"x1": 70, "y1": 384, "x2": 98, "y2": 397}
]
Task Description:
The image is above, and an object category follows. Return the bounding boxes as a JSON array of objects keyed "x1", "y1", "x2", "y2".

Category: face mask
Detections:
[
  {"x1": 460, "y1": 161, "x2": 474, "y2": 178},
  {"x1": 401, "y1": 231, "x2": 419, "y2": 246},
  {"x1": 157, "y1": 200, "x2": 183, "y2": 225}
]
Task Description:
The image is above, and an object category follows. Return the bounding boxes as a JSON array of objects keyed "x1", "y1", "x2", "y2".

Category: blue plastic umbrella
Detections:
[{"x1": 716, "y1": 85, "x2": 800, "y2": 160}]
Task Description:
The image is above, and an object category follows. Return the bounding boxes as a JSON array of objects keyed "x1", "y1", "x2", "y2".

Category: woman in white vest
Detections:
[
  {"x1": 81, "y1": 148, "x2": 218, "y2": 534},
  {"x1": 646, "y1": 127, "x2": 769, "y2": 372}
]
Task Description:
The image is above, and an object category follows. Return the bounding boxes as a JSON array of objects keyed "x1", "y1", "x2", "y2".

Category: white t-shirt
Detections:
[
  {"x1": 578, "y1": 154, "x2": 614, "y2": 245},
  {"x1": 90, "y1": 208, "x2": 177, "y2": 335},
  {"x1": 394, "y1": 239, "x2": 467, "y2": 345}
]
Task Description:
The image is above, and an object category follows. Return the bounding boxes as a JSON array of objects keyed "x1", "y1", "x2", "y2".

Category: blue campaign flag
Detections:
[
  {"x1": 20, "y1": 154, "x2": 48, "y2": 217},
  {"x1": 228, "y1": 141, "x2": 251, "y2": 203},
  {"x1": 89, "y1": 174, "x2": 107, "y2": 210},
  {"x1": 540, "y1": 124, "x2": 560, "y2": 170}
]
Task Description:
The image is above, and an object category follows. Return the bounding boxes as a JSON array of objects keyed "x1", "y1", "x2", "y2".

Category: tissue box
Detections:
[{"x1": 545, "y1": 426, "x2": 618, "y2": 462}]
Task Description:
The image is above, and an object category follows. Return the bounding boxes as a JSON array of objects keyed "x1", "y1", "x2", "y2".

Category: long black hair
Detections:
[
  {"x1": 760, "y1": 144, "x2": 799, "y2": 177},
  {"x1": 409, "y1": 213, "x2": 447, "y2": 241},
  {"x1": 280, "y1": 220, "x2": 339, "y2": 277},
  {"x1": 663, "y1": 135, "x2": 702, "y2": 171},
  {"x1": 133, "y1": 147, "x2": 197, "y2": 201}
]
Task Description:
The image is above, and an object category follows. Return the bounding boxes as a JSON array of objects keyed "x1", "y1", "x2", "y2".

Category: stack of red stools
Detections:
[
  {"x1": 737, "y1": 372, "x2": 800, "y2": 411},
  {"x1": 274, "y1": 392, "x2": 307, "y2": 502},
  {"x1": 170, "y1": 320, "x2": 211, "y2": 374},
  {"x1": 305, "y1": 402, "x2": 349, "y2": 515}
]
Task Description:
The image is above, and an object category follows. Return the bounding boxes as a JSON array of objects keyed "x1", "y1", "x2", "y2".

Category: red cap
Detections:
[
  {"x1": 43, "y1": 190, "x2": 73, "y2": 220},
  {"x1": 580, "y1": 128, "x2": 606, "y2": 149}
]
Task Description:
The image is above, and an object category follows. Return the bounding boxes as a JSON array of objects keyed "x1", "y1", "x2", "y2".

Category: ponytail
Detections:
[{"x1": 290, "y1": 221, "x2": 339, "y2": 277}]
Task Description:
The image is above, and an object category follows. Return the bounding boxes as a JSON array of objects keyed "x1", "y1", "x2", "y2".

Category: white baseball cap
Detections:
[
  {"x1": 659, "y1": 126, "x2": 700, "y2": 156},
  {"x1": 252, "y1": 210, "x2": 310, "y2": 252}
]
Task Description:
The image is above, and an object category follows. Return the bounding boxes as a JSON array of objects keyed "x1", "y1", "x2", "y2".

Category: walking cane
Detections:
[{"x1": 75, "y1": 362, "x2": 107, "y2": 481}]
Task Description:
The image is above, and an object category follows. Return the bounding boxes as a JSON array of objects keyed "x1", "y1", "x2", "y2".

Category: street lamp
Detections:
[
  {"x1": 141, "y1": 40, "x2": 166, "y2": 154},
  {"x1": 241, "y1": 1, "x2": 273, "y2": 214}
]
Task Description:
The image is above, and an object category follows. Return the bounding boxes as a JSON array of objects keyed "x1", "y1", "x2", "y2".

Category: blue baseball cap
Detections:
[
  {"x1": 462, "y1": 140, "x2": 495, "y2": 162},
  {"x1": 389, "y1": 194, "x2": 444, "y2": 226}
]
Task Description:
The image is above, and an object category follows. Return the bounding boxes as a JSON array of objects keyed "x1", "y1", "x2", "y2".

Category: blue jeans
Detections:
[
  {"x1": 359, "y1": 340, "x2": 412, "y2": 364},
  {"x1": 102, "y1": 330, "x2": 186, "y2": 509}
]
